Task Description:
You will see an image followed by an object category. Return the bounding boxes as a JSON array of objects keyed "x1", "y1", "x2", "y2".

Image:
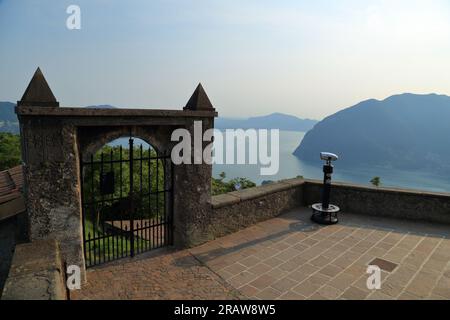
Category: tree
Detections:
[
  {"x1": 0, "y1": 133, "x2": 21, "y2": 171},
  {"x1": 370, "y1": 176, "x2": 381, "y2": 187},
  {"x1": 212, "y1": 172, "x2": 256, "y2": 195}
]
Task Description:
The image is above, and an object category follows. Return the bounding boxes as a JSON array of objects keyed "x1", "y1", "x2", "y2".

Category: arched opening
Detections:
[{"x1": 80, "y1": 136, "x2": 173, "y2": 267}]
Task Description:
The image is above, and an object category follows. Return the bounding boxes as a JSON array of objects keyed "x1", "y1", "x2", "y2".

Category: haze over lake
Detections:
[{"x1": 212, "y1": 131, "x2": 450, "y2": 193}]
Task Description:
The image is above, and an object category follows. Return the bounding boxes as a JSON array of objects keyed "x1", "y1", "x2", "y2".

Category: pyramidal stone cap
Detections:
[
  {"x1": 17, "y1": 67, "x2": 59, "y2": 107},
  {"x1": 183, "y1": 83, "x2": 215, "y2": 111}
]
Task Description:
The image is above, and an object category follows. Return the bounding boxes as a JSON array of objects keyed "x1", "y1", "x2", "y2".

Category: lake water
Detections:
[
  {"x1": 212, "y1": 131, "x2": 450, "y2": 193},
  {"x1": 109, "y1": 132, "x2": 450, "y2": 193}
]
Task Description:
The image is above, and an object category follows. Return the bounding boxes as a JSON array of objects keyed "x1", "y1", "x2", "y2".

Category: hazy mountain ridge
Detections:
[
  {"x1": 294, "y1": 93, "x2": 450, "y2": 173},
  {"x1": 0, "y1": 102, "x2": 19, "y2": 133},
  {"x1": 0, "y1": 103, "x2": 317, "y2": 133},
  {"x1": 216, "y1": 113, "x2": 318, "y2": 131}
]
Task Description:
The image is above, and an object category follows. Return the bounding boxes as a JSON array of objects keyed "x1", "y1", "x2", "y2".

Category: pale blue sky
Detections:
[{"x1": 1, "y1": 0, "x2": 450, "y2": 119}]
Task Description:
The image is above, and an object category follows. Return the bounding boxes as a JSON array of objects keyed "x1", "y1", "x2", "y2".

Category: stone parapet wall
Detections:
[
  {"x1": 207, "y1": 178, "x2": 305, "y2": 241},
  {"x1": 1, "y1": 239, "x2": 67, "y2": 300},
  {"x1": 206, "y1": 178, "x2": 450, "y2": 245},
  {"x1": 303, "y1": 179, "x2": 450, "y2": 225}
]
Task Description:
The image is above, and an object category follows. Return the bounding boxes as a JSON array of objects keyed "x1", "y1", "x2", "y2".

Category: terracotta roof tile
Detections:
[{"x1": 0, "y1": 165, "x2": 25, "y2": 220}]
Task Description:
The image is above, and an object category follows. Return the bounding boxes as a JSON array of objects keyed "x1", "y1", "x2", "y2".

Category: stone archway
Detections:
[{"x1": 78, "y1": 126, "x2": 170, "y2": 162}]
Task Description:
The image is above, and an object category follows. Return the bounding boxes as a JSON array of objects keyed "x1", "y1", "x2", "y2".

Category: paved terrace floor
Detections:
[{"x1": 72, "y1": 207, "x2": 450, "y2": 300}]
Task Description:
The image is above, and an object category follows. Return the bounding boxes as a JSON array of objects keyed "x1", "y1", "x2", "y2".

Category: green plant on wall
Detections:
[
  {"x1": 370, "y1": 176, "x2": 381, "y2": 187},
  {"x1": 212, "y1": 171, "x2": 256, "y2": 195}
]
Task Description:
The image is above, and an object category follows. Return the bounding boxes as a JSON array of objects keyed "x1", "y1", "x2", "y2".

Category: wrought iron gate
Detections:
[{"x1": 80, "y1": 137, "x2": 173, "y2": 268}]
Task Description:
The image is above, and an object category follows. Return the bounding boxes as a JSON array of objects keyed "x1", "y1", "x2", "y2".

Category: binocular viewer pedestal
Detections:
[
  {"x1": 311, "y1": 203, "x2": 340, "y2": 225},
  {"x1": 310, "y1": 152, "x2": 340, "y2": 225}
]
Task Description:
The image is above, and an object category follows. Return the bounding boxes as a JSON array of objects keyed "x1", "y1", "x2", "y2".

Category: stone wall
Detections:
[
  {"x1": 1, "y1": 239, "x2": 67, "y2": 300},
  {"x1": 19, "y1": 118, "x2": 85, "y2": 280},
  {"x1": 206, "y1": 178, "x2": 450, "y2": 244},
  {"x1": 208, "y1": 178, "x2": 305, "y2": 240},
  {"x1": 303, "y1": 179, "x2": 450, "y2": 225},
  {"x1": 173, "y1": 117, "x2": 215, "y2": 248}
]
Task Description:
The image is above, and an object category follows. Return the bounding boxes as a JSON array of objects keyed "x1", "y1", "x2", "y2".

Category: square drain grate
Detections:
[{"x1": 369, "y1": 258, "x2": 398, "y2": 272}]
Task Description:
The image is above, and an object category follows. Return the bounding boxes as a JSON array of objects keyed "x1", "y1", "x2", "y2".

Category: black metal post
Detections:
[{"x1": 321, "y1": 160, "x2": 333, "y2": 209}]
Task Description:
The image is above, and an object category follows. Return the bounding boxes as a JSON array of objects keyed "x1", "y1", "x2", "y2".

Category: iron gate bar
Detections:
[
  {"x1": 156, "y1": 153, "x2": 159, "y2": 248},
  {"x1": 108, "y1": 148, "x2": 113, "y2": 262},
  {"x1": 151, "y1": 155, "x2": 155, "y2": 249},
  {"x1": 138, "y1": 145, "x2": 142, "y2": 254},
  {"x1": 119, "y1": 145, "x2": 123, "y2": 260},
  {"x1": 129, "y1": 137, "x2": 134, "y2": 257},
  {"x1": 150, "y1": 149, "x2": 153, "y2": 252},
  {"x1": 90, "y1": 154, "x2": 96, "y2": 266},
  {"x1": 100, "y1": 152, "x2": 105, "y2": 263}
]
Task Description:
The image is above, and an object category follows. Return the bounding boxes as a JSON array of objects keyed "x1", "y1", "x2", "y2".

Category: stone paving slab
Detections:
[
  {"x1": 72, "y1": 207, "x2": 450, "y2": 300},
  {"x1": 71, "y1": 249, "x2": 243, "y2": 300},
  {"x1": 191, "y1": 207, "x2": 450, "y2": 300}
]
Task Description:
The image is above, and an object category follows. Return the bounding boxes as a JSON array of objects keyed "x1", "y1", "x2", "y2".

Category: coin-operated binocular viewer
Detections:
[{"x1": 311, "y1": 152, "x2": 341, "y2": 225}]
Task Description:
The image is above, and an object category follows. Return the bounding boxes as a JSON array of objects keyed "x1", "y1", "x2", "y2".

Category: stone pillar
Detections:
[
  {"x1": 173, "y1": 84, "x2": 217, "y2": 247},
  {"x1": 16, "y1": 68, "x2": 86, "y2": 281}
]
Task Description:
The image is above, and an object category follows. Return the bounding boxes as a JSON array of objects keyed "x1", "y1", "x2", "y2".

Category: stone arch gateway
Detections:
[{"x1": 16, "y1": 68, "x2": 217, "y2": 279}]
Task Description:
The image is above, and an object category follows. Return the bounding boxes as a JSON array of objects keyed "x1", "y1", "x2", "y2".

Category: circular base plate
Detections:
[
  {"x1": 311, "y1": 203, "x2": 340, "y2": 213},
  {"x1": 311, "y1": 213, "x2": 339, "y2": 225},
  {"x1": 311, "y1": 203, "x2": 340, "y2": 225}
]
